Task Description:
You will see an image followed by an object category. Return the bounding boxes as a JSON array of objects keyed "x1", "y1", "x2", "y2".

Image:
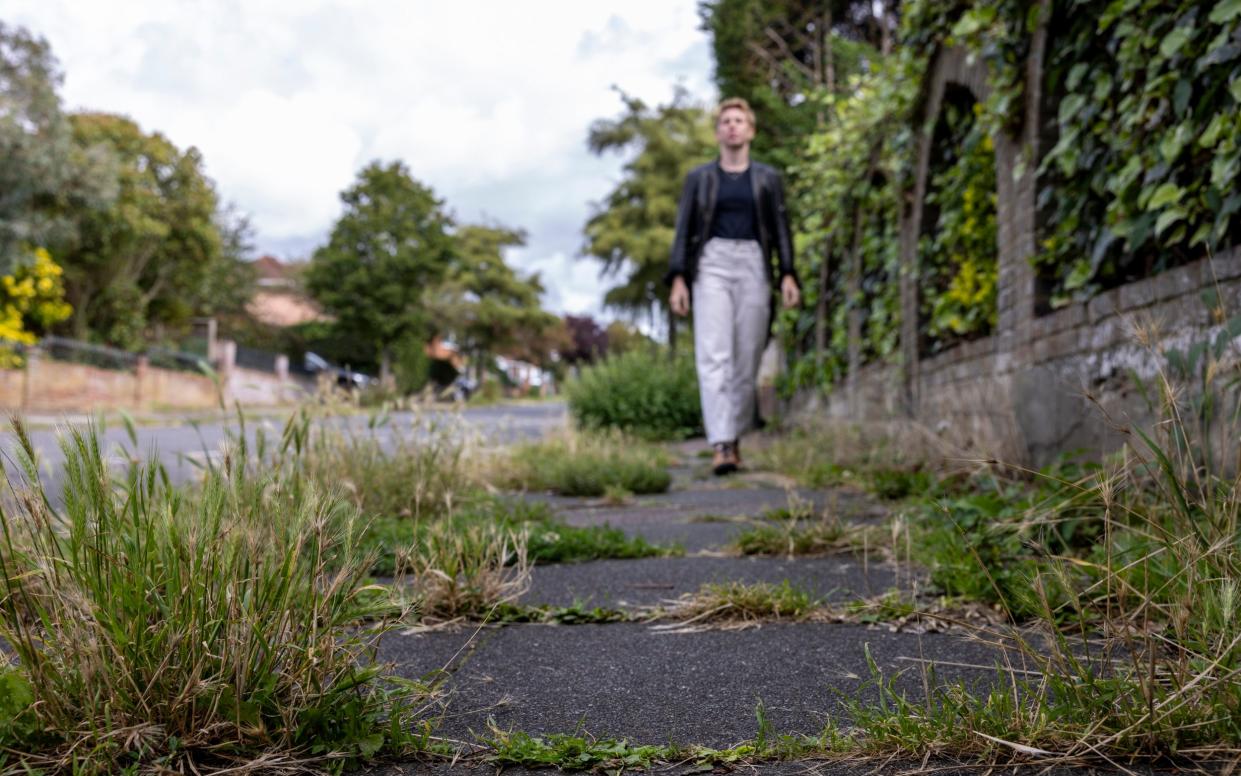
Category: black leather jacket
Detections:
[{"x1": 665, "y1": 160, "x2": 800, "y2": 290}]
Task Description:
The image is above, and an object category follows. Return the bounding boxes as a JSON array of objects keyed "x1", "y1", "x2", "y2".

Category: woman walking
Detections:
[{"x1": 667, "y1": 97, "x2": 801, "y2": 476}]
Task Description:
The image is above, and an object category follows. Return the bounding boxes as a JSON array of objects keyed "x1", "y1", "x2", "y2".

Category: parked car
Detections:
[{"x1": 304, "y1": 351, "x2": 373, "y2": 389}]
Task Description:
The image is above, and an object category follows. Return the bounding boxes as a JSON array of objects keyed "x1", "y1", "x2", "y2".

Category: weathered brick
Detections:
[
  {"x1": 1152, "y1": 265, "x2": 1198, "y2": 303},
  {"x1": 1088, "y1": 290, "x2": 1119, "y2": 324},
  {"x1": 1118, "y1": 276, "x2": 1158, "y2": 311}
]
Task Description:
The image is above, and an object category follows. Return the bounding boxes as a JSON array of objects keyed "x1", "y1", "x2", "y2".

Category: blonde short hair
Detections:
[{"x1": 715, "y1": 97, "x2": 756, "y2": 129}]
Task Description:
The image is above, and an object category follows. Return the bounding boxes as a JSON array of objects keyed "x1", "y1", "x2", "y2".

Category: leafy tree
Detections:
[
  {"x1": 582, "y1": 88, "x2": 715, "y2": 348},
  {"x1": 54, "y1": 113, "x2": 222, "y2": 347},
  {"x1": 431, "y1": 223, "x2": 559, "y2": 380},
  {"x1": 506, "y1": 315, "x2": 573, "y2": 385},
  {"x1": 199, "y1": 204, "x2": 257, "y2": 321},
  {"x1": 561, "y1": 314, "x2": 608, "y2": 365},
  {"x1": 304, "y1": 160, "x2": 455, "y2": 380},
  {"x1": 0, "y1": 23, "x2": 115, "y2": 273},
  {"x1": 604, "y1": 320, "x2": 652, "y2": 356},
  {"x1": 698, "y1": 0, "x2": 896, "y2": 169}
]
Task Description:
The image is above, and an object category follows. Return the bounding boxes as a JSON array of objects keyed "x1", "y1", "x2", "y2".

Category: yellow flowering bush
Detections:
[{"x1": 0, "y1": 248, "x2": 73, "y2": 367}]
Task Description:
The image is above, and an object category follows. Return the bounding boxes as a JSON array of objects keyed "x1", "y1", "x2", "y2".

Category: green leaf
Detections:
[
  {"x1": 1147, "y1": 182, "x2": 1184, "y2": 210},
  {"x1": 357, "y1": 732, "x2": 385, "y2": 757},
  {"x1": 1212, "y1": 152, "x2": 1240, "y2": 189},
  {"x1": 1059, "y1": 94, "x2": 1086, "y2": 124},
  {"x1": 1159, "y1": 26, "x2": 1193, "y2": 59},
  {"x1": 1202, "y1": 288, "x2": 1221, "y2": 314},
  {"x1": 1066, "y1": 63, "x2": 1089, "y2": 91},
  {"x1": 1199, "y1": 113, "x2": 1228, "y2": 147},
  {"x1": 1155, "y1": 208, "x2": 1186, "y2": 236},
  {"x1": 1173, "y1": 79, "x2": 1192, "y2": 115},
  {"x1": 1109, "y1": 155, "x2": 1144, "y2": 193},
  {"x1": 1231, "y1": 76, "x2": 1241, "y2": 103},
  {"x1": 1160, "y1": 123, "x2": 1193, "y2": 161},
  {"x1": 1209, "y1": 0, "x2": 1241, "y2": 23},
  {"x1": 0, "y1": 669, "x2": 34, "y2": 715}
]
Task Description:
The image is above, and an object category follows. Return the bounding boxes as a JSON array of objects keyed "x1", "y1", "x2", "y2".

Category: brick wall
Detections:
[
  {"x1": 0, "y1": 355, "x2": 316, "y2": 412},
  {"x1": 802, "y1": 28, "x2": 1240, "y2": 465}
]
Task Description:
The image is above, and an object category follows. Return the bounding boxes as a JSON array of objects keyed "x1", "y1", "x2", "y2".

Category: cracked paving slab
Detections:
[
  {"x1": 521, "y1": 555, "x2": 899, "y2": 610},
  {"x1": 376, "y1": 622, "x2": 1008, "y2": 748}
]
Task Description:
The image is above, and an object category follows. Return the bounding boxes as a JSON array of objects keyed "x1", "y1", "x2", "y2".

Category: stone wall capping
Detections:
[{"x1": 1087, "y1": 290, "x2": 1120, "y2": 324}]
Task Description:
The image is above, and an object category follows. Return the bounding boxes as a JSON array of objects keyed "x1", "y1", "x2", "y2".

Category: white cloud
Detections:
[{"x1": 6, "y1": 1, "x2": 716, "y2": 317}]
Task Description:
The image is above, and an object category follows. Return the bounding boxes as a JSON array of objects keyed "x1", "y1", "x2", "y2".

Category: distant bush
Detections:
[
  {"x1": 498, "y1": 430, "x2": 672, "y2": 497},
  {"x1": 566, "y1": 347, "x2": 701, "y2": 440}
]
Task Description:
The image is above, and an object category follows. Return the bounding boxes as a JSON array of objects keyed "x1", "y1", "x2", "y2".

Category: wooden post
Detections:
[
  {"x1": 275, "y1": 354, "x2": 290, "y2": 404},
  {"x1": 22, "y1": 346, "x2": 40, "y2": 411},
  {"x1": 217, "y1": 340, "x2": 236, "y2": 407}
]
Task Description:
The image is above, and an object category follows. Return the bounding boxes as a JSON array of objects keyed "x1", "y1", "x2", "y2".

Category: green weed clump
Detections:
[
  {"x1": 659, "y1": 581, "x2": 818, "y2": 627},
  {"x1": 733, "y1": 516, "x2": 853, "y2": 556},
  {"x1": 500, "y1": 430, "x2": 672, "y2": 497},
  {"x1": 360, "y1": 497, "x2": 672, "y2": 578},
  {"x1": 401, "y1": 515, "x2": 531, "y2": 620},
  {"x1": 566, "y1": 348, "x2": 701, "y2": 440},
  {"x1": 0, "y1": 420, "x2": 428, "y2": 774},
  {"x1": 303, "y1": 408, "x2": 475, "y2": 521},
  {"x1": 858, "y1": 314, "x2": 1241, "y2": 767}
]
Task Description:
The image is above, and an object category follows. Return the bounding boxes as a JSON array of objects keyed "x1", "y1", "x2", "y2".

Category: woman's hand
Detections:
[
  {"x1": 669, "y1": 276, "x2": 690, "y2": 316},
  {"x1": 781, "y1": 275, "x2": 801, "y2": 309}
]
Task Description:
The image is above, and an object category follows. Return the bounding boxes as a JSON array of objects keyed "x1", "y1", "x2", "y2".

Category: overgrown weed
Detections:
[
  {"x1": 855, "y1": 307, "x2": 1241, "y2": 767},
  {"x1": 0, "y1": 416, "x2": 433, "y2": 774}
]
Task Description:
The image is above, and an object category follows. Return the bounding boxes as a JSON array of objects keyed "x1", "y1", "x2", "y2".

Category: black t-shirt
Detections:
[{"x1": 709, "y1": 164, "x2": 758, "y2": 241}]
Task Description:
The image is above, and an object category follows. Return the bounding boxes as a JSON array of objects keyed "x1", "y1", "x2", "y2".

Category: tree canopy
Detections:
[
  {"x1": 431, "y1": 223, "x2": 558, "y2": 376},
  {"x1": 0, "y1": 23, "x2": 116, "y2": 274},
  {"x1": 582, "y1": 88, "x2": 715, "y2": 341},
  {"x1": 55, "y1": 113, "x2": 223, "y2": 347},
  {"x1": 304, "y1": 160, "x2": 455, "y2": 375}
]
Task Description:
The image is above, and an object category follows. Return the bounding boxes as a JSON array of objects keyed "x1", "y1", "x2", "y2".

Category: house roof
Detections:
[{"x1": 252, "y1": 255, "x2": 301, "y2": 288}]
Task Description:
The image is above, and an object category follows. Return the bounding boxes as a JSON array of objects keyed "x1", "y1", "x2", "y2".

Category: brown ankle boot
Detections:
[{"x1": 711, "y1": 442, "x2": 737, "y2": 476}]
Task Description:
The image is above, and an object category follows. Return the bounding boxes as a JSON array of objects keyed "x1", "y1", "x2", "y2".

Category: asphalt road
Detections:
[{"x1": 0, "y1": 401, "x2": 567, "y2": 498}]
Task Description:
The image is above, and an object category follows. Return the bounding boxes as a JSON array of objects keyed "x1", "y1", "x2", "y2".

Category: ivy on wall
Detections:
[
  {"x1": 1036, "y1": 0, "x2": 1241, "y2": 306},
  {"x1": 781, "y1": 0, "x2": 1241, "y2": 390},
  {"x1": 783, "y1": 58, "x2": 912, "y2": 390}
]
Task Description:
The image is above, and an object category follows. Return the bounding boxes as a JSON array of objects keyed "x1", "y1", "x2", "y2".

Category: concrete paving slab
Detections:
[
  {"x1": 604, "y1": 519, "x2": 749, "y2": 553},
  {"x1": 553, "y1": 487, "x2": 884, "y2": 527},
  {"x1": 521, "y1": 555, "x2": 897, "y2": 609},
  {"x1": 377, "y1": 622, "x2": 1006, "y2": 748}
]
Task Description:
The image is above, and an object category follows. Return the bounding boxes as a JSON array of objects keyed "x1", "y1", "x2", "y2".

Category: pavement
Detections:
[
  {"x1": 0, "y1": 409, "x2": 1160, "y2": 774},
  {"x1": 365, "y1": 444, "x2": 1040, "y2": 774}
]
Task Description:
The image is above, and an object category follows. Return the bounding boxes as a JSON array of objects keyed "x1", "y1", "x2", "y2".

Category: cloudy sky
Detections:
[{"x1": 5, "y1": 1, "x2": 716, "y2": 316}]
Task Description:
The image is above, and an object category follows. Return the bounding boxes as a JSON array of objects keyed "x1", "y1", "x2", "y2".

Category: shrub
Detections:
[
  {"x1": 566, "y1": 347, "x2": 701, "y2": 440},
  {"x1": 499, "y1": 430, "x2": 672, "y2": 497}
]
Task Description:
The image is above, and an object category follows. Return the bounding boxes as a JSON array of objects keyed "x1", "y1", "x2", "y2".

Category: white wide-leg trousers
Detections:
[{"x1": 692, "y1": 237, "x2": 769, "y2": 445}]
